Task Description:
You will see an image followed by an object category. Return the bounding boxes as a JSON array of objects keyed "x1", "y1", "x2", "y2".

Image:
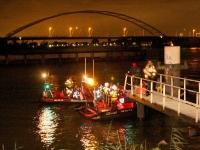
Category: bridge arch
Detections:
[{"x1": 5, "y1": 10, "x2": 166, "y2": 37}]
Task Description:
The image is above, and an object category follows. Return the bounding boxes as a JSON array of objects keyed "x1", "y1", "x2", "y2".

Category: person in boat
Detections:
[
  {"x1": 117, "y1": 85, "x2": 125, "y2": 97},
  {"x1": 127, "y1": 62, "x2": 141, "y2": 85},
  {"x1": 143, "y1": 60, "x2": 157, "y2": 95},
  {"x1": 93, "y1": 83, "x2": 103, "y2": 101},
  {"x1": 110, "y1": 84, "x2": 118, "y2": 110},
  {"x1": 93, "y1": 83, "x2": 103, "y2": 109},
  {"x1": 72, "y1": 85, "x2": 83, "y2": 100},
  {"x1": 103, "y1": 82, "x2": 110, "y2": 107},
  {"x1": 65, "y1": 76, "x2": 74, "y2": 97}
]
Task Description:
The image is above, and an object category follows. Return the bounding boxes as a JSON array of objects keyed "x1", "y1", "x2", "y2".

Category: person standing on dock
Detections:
[
  {"x1": 143, "y1": 60, "x2": 157, "y2": 78},
  {"x1": 143, "y1": 60, "x2": 157, "y2": 95},
  {"x1": 127, "y1": 62, "x2": 141, "y2": 85}
]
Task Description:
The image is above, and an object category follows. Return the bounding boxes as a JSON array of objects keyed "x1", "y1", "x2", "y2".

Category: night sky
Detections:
[{"x1": 0, "y1": 0, "x2": 200, "y2": 37}]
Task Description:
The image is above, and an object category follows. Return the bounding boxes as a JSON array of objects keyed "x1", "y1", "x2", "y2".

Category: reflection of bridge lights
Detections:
[
  {"x1": 79, "y1": 123, "x2": 97, "y2": 149},
  {"x1": 36, "y1": 107, "x2": 58, "y2": 147}
]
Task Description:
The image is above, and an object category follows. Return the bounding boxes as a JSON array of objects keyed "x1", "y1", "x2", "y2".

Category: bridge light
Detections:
[
  {"x1": 193, "y1": 29, "x2": 195, "y2": 37},
  {"x1": 68, "y1": 27, "x2": 74, "y2": 37},
  {"x1": 87, "y1": 27, "x2": 93, "y2": 37},
  {"x1": 122, "y1": 28, "x2": 128, "y2": 36}
]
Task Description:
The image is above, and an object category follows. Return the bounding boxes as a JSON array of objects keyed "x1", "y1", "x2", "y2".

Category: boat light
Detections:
[
  {"x1": 42, "y1": 73, "x2": 47, "y2": 78},
  {"x1": 86, "y1": 78, "x2": 94, "y2": 85}
]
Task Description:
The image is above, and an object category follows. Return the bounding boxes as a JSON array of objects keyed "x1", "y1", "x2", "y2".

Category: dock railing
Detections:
[{"x1": 124, "y1": 73, "x2": 200, "y2": 123}]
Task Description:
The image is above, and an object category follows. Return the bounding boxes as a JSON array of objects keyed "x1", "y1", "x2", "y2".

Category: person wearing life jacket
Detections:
[
  {"x1": 143, "y1": 60, "x2": 157, "y2": 96},
  {"x1": 110, "y1": 84, "x2": 118, "y2": 110},
  {"x1": 103, "y1": 82, "x2": 110, "y2": 95},
  {"x1": 110, "y1": 85, "x2": 118, "y2": 101},
  {"x1": 103, "y1": 82, "x2": 110, "y2": 107},
  {"x1": 65, "y1": 76, "x2": 74, "y2": 97},
  {"x1": 143, "y1": 60, "x2": 157, "y2": 79}
]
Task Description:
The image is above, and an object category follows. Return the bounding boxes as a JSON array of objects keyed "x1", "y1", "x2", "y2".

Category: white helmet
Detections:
[
  {"x1": 104, "y1": 82, "x2": 109, "y2": 87},
  {"x1": 112, "y1": 85, "x2": 117, "y2": 90}
]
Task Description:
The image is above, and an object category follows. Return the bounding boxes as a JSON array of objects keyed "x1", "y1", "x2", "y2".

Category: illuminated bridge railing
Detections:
[{"x1": 124, "y1": 73, "x2": 200, "y2": 123}]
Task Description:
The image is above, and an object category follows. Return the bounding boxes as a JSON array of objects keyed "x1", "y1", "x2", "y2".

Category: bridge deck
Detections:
[
  {"x1": 129, "y1": 91, "x2": 200, "y2": 128},
  {"x1": 124, "y1": 74, "x2": 200, "y2": 128}
]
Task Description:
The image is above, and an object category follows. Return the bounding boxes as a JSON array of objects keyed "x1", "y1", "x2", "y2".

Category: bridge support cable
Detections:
[{"x1": 5, "y1": 10, "x2": 166, "y2": 37}]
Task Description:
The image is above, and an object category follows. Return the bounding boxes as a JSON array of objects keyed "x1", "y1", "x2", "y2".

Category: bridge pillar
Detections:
[
  {"x1": 137, "y1": 103, "x2": 145, "y2": 119},
  {"x1": 164, "y1": 46, "x2": 180, "y2": 97}
]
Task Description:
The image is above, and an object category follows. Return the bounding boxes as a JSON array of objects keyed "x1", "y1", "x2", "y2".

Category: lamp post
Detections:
[
  {"x1": 75, "y1": 27, "x2": 81, "y2": 36},
  {"x1": 123, "y1": 28, "x2": 128, "y2": 36},
  {"x1": 68, "y1": 27, "x2": 74, "y2": 37},
  {"x1": 87, "y1": 27, "x2": 93, "y2": 37},
  {"x1": 193, "y1": 29, "x2": 195, "y2": 37},
  {"x1": 49, "y1": 27, "x2": 52, "y2": 37}
]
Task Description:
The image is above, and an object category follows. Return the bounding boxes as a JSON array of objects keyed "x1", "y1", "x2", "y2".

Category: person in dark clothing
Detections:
[{"x1": 127, "y1": 62, "x2": 141, "y2": 85}]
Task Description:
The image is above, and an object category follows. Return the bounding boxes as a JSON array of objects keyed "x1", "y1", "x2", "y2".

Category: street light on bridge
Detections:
[
  {"x1": 193, "y1": 29, "x2": 195, "y2": 37},
  {"x1": 68, "y1": 27, "x2": 74, "y2": 37},
  {"x1": 122, "y1": 28, "x2": 128, "y2": 36},
  {"x1": 87, "y1": 27, "x2": 93, "y2": 37},
  {"x1": 75, "y1": 27, "x2": 81, "y2": 36},
  {"x1": 48, "y1": 27, "x2": 54, "y2": 37}
]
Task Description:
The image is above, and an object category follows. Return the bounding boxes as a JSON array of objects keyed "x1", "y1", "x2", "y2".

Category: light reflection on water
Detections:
[
  {"x1": 35, "y1": 107, "x2": 59, "y2": 147},
  {"x1": 79, "y1": 123, "x2": 97, "y2": 150}
]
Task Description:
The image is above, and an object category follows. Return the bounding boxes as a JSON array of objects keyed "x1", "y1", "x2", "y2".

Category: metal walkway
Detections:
[{"x1": 124, "y1": 74, "x2": 200, "y2": 128}]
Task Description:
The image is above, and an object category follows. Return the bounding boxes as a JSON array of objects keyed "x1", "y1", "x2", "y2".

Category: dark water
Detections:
[{"x1": 0, "y1": 48, "x2": 200, "y2": 150}]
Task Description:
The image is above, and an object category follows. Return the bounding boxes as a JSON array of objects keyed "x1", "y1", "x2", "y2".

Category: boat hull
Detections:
[
  {"x1": 78, "y1": 100, "x2": 135, "y2": 120},
  {"x1": 92, "y1": 108, "x2": 135, "y2": 120},
  {"x1": 41, "y1": 91, "x2": 94, "y2": 103}
]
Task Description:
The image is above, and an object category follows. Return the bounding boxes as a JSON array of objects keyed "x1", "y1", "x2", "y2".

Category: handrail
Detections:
[{"x1": 124, "y1": 74, "x2": 200, "y2": 122}]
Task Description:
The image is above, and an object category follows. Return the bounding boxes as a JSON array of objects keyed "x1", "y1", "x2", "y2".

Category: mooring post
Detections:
[{"x1": 164, "y1": 46, "x2": 180, "y2": 97}]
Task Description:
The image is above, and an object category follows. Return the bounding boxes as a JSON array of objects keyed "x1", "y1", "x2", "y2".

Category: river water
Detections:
[{"x1": 0, "y1": 48, "x2": 200, "y2": 150}]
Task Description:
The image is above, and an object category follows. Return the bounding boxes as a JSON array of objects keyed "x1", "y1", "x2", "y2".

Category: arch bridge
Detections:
[{"x1": 5, "y1": 10, "x2": 166, "y2": 37}]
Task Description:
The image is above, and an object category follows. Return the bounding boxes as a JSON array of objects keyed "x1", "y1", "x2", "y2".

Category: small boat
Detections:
[
  {"x1": 41, "y1": 91, "x2": 94, "y2": 103},
  {"x1": 40, "y1": 73, "x2": 95, "y2": 103},
  {"x1": 77, "y1": 94, "x2": 135, "y2": 120}
]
